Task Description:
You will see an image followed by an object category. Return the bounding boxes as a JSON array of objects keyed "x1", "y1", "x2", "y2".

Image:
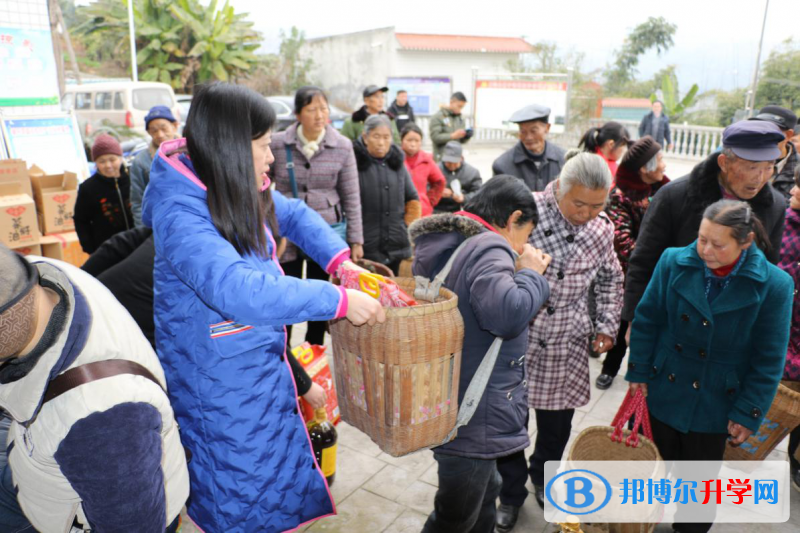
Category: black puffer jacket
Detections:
[
  {"x1": 410, "y1": 214, "x2": 549, "y2": 459},
  {"x1": 622, "y1": 152, "x2": 787, "y2": 321},
  {"x1": 353, "y1": 138, "x2": 419, "y2": 264}
]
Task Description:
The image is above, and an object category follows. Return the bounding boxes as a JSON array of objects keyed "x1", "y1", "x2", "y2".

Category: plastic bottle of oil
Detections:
[{"x1": 307, "y1": 408, "x2": 337, "y2": 485}]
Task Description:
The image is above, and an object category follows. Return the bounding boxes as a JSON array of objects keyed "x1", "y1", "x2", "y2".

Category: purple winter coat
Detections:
[
  {"x1": 410, "y1": 213, "x2": 550, "y2": 459},
  {"x1": 270, "y1": 123, "x2": 363, "y2": 262}
]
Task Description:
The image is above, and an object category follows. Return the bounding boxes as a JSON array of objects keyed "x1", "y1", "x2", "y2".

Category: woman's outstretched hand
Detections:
[
  {"x1": 302, "y1": 382, "x2": 327, "y2": 409},
  {"x1": 345, "y1": 290, "x2": 386, "y2": 326}
]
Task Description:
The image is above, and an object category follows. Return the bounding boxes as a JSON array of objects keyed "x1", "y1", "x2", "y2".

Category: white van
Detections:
[{"x1": 62, "y1": 81, "x2": 180, "y2": 138}]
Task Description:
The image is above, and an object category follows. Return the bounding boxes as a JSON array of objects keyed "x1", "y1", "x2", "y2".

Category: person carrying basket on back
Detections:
[
  {"x1": 410, "y1": 175, "x2": 552, "y2": 533},
  {"x1": 626, "y1": 199, "x2": 792, "y2": 533}
]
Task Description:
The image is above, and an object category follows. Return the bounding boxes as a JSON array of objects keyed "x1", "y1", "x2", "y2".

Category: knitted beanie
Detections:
[
  {"x1": 91, "y1": 134, "x2": 123, "y2": 162},
  {"x1": 619, "y1": 136, "x2": 661, "y2": 174},
  {"x1": 0, "y1": 245, "x2": 39, "y2": 358}
]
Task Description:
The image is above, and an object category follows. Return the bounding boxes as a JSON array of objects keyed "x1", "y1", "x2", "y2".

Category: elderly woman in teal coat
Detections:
[{"x1": 625, "y1": 199, "x2": 792, "y2": 532}]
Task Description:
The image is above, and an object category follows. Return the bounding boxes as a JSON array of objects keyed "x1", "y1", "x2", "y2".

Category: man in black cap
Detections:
[
  {"x1": 435, "y1": 141, "x2": 483, "y2": 213},
  {"x1": 621, "y1": 120, "x2": 787, "y2": 340},
  {"x1": 430, "y1": 92, "x2": 470, "y2": 161},
  {"x1": 752, "y1": 105, "x2": 799, "y2": 200},
  {"x1": 492, "y1": 104, "x2": 566, "y2": 192},
  {"x1": 341, "y1": 85, "x2": 400, "y2": 143}
]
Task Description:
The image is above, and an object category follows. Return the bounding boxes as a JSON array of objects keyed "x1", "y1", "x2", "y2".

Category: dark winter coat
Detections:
[
  {"x1": 622, "y1": 152, "x2": 787, "y2": 321},
  {"x1": 638, "y1": 112, "x2": 672, "y2": 147},
  {"x1": 388, "y1": 100, "x2": 416, "y2": 132},
  {"x1": 81, "y1": 227, "x2": 155, "y2": 348},
  {"x1": 353, "y1": 137, "x2": 420, "y2": 264},
  {"x1": 772, "y1": 142, "x2": 799, "y2": 201},
  {"x1": 410, "y1": 214, "x2": 550, "y2": 459},
  {"x1": 435, "y1": 161, "x2": 483, "y2": 213},
  {"x1": 73, "y1": 168, "x2": 134, "y2": 254},
  {"x1": 492, "y1": 141, "x2": 566, "y2": 192}
]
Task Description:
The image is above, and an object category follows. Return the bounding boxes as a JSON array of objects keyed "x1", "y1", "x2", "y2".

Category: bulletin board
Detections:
[
  {"x1": 0, "y1": 27, "x2": 60, "y2": 107},
  {"x1": 387, "y1": 77, "x2": 452, "y2": 116},
  {"x1": 474, "y1": 79, "x2": 569, "y2": 133},
  {"x1": 0, "y1": 112, "x2": 89, "y2": 180}
]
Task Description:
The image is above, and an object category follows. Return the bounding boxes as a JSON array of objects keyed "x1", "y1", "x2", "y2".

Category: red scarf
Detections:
[
  {"x1": 711, "y1": 253, "x2": 742, "y2": 277},
  {"x1": 595, "y1": 148, "x2": 618, "y2": 180},
  {"x1": 454, "y1": 211, "x2": 500, "y2": 234}
]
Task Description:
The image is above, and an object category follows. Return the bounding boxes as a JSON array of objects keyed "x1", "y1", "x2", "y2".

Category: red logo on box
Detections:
[
  {"x1": 53, "y1": 194, "x2": 71, "y2": 204},
  {"x1": 6, "y1": 206, "x2": 26, "y2": 216}
]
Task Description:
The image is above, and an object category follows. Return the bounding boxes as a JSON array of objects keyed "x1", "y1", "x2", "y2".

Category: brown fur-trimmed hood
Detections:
[{"x1": 408, "y1": 213, "x2": 487, "y2": 243}]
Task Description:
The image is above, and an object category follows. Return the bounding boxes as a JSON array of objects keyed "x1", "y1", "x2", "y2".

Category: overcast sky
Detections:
[{"x1": 230, "y1": 0, "x2": 797, "y2": 93}]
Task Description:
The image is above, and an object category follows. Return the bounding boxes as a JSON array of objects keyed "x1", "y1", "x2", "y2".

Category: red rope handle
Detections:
[{"x1": 611, "y1": 389, "x2": 653, "y2": 447}]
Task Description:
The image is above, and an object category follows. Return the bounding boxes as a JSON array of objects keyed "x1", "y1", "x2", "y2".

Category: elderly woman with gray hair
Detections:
[
  {"x1": 495, "y1": 152, "x2": 624, "y2": 532},
  {"x1": 353, "y1": 114, "x2": 421, "y2": 274}
]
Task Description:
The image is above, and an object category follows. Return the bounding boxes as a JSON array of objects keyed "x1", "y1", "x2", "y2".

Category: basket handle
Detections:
[{"x1": 610, "y1": 388, "x2": 653, "y2": 447}]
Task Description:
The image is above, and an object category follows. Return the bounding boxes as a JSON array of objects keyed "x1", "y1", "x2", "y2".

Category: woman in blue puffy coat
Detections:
[{"x1": 142, "y1": 83, "x2": 384, "y2": 532}]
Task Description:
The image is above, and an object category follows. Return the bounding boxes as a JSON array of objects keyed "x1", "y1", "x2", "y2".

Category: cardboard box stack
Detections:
[{"x1": 0, "y1": 159, "x2": 87, "y2": 267}]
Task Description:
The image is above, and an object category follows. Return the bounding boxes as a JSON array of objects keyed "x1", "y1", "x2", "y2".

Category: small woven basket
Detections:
[
  {"x1": 329, "y1": 277, "x2": 464, "y2": 457},
  {"x1": 566, "y1": 391, "x2": 663, "y2": 533},
  {"x1": 724, "y1": 380, "x2": 800, "y2": 461}
]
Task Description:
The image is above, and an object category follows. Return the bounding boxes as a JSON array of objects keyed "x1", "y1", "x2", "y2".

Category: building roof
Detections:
[
  {"x1": 395, "y1": 33, "x2": 534, "y2": 53},
  {"x1": 602, "y1": 98, "x2": 652, "y2": 109}
]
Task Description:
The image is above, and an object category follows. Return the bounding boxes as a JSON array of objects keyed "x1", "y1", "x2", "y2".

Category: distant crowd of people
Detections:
[{"x1": 1, "y1": 79, "x2": 799, "y2": 533}]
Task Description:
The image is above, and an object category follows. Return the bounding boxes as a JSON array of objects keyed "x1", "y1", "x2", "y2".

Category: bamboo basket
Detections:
[
  {"x1": 398, "y1": 258, "x2": 414, "y2": 278},
  {"x1": 329, "y1": 277, "x2": 464, "y2": 457},
  {"x1": 567, "y1": 427, "x2": 663, "y2": 533},
  {"x1": 724, "y1": 380, "x2": 800, "y2": 461}
]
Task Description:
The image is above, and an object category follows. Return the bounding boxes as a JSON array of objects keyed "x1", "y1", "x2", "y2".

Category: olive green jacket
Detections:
[
  {"x1": 429, "y1": 108, "x2": 469, "y2": 161},
  {"x1": 341, "y1": 106, "x2": 400, "y2": 144}
]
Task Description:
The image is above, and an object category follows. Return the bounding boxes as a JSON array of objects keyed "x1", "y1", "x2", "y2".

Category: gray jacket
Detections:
[
  {"x1": 492, "y1": 141, "x2": 566, "y2": 192},
  {"x1": 410, "y1": 214, "x2": 549, "y2": 459},
  {"x1": 130, "y1": 148, "x2": 154, "y2": 227},
  {"x1": 435, "y1": 161, "x2": 482, "y2": 213}
]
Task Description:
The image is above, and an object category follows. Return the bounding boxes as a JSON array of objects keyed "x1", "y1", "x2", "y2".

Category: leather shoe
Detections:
[
  {"x1": 534, "y1": 485, "x2": 544, "y2": 509},
  {"x1": 595, "y1": 373, "x2": 615, "y2": 390},
  {"x1": 495, "y1": 503, "x2": 520, "y2": 533}
]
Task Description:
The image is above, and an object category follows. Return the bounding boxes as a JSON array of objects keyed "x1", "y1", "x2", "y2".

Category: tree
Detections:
[
  {"x1": 756, "y1": 38, "x2": 800, "y2": 111},
  {"x1": 240, "y1": 27, "x2": 315, "y2": 96},
  {"x1": 605, "y1": 17, "x2": 677, "y2": 95},
  {"x1": 73, "y1": 0, "x2": 261, "y2": 92},
  {"x1": 650, "y1": 67, "x2": 699, "y2": 121}
]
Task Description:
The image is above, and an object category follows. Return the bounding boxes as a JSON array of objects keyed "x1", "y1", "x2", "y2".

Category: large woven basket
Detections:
[
  {"x1": 329, "y1": 277, "x2": 464, "y2": 457},
  {"x1": 724, "y1": 380, "x2": 800, "y2": 461},
  {"x1": 567, "y1": 427, "x2": 663, "y2": 533}
]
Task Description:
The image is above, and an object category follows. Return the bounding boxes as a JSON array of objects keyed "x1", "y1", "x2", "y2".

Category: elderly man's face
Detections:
[
  {"x1": 518, "y1": 120, "x2": 550, "y2": 155},
  {"x1": 557, "y1": 183, "x2": 608, "y2": 226},
  {"x1": 396, "y1": 92, "x2": 408, "y2": 106},
  {"x1": 718, "y1": 152, "x2": 774, "y2": 200}
]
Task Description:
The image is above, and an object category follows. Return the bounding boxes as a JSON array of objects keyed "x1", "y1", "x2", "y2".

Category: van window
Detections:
[
  {"x1": 269, "y1": 101, "x2": 292, "y2": 115},
  {"x1": 61, "y1": 93, "x2": 75, "y2": 111},
  {"x1": 76, "y1": 93, "x2": 92, "y2": 110},
  {"x1": 95, "y1": 92, "x2": 113, "y2": 110},
  {"x1": 132, "y1": 88, "x2": 173, "y2": 111},
  {"x1": 113, "y1": 92, "x2": 124, "y2": 110}
]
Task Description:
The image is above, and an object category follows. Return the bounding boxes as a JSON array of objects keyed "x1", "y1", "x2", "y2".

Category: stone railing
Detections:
[
  {"x1": 414, "y1": 116, "x2": 516, "y2": 147},
  {"x1": 590, "y1": 119, "x2": 723, "y2": 161}
]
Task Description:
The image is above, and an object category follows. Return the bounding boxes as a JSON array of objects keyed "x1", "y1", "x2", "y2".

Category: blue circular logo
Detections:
[{"x1": 545, "y1": 468, "x2": 612, "y2": 516}]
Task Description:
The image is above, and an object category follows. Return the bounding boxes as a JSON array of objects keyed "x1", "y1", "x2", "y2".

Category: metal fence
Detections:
[{"x1": 590, "y1": 119, "x2": 723, "y2": 161}]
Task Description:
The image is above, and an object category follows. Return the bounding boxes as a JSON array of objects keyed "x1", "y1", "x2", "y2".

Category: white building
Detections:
[{"x1": 301, "y1": 27, "x2": 535, "y2": 115}]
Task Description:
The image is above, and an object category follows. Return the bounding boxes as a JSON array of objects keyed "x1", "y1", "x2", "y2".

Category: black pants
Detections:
[
  {"x1": 601, "y1": 319, "x2": 629, "y2": 377},
  {"x1": 790, "y1": 425, "x2": 800, "y2": 472},
  {"x1": 422, "y1": 453, "x2": 502, "y2": 533},
  {"x1": 650, "y1": 415, "x2": 728, "y2": 533},
  {"x1": 281, "y1": 258, "x2": 330, "y2": 346},
  {"x1": 497, "y1": 408, "x2": 574, "y2": 506}
]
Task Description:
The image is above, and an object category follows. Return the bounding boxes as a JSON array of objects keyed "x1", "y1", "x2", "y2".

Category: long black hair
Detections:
[
  {"x1": 579, "y1": 121, "x2": 630, "y2": 153},
  {"x1": 400, "y1": 122, "x2": 423, "y2": 140},
  {"x1": 464, "y1": 174, "x2": 538, "y2": 228},
  {"x1": 184, "y1": 83, "x2": 277, "y2": 258}
]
